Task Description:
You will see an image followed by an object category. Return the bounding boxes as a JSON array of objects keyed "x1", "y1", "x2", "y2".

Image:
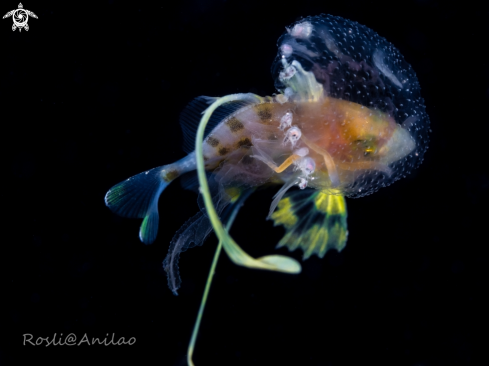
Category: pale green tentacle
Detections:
[
  {"x1": 188, "y1": 94, "x2": 302, "y2": 365},
  {"x1": 187, "y1": 232, "x2": 222, "y2": 366},
  {"x1": 195, "y1": 93, "x2": 302, "y2": 274},
  {"x1": 187, "y1": 189, "x2": 250, "y2": 366}
]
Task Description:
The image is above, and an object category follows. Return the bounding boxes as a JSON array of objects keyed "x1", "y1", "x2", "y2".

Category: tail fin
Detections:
[
  {"x1": 105, "y1": 154, "x2": 197, "y2": 244},
  {"x1": 105, "y1": 166, "x2": 170, "y2": 244}
]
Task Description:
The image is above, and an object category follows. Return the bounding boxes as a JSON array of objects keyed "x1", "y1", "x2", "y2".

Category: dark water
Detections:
[{"x1": 3, "y1": 0, "x2": 488, "y2": 365}]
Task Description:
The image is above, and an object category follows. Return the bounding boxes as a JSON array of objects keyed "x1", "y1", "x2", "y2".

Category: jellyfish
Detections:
[{"x1": 105, "y1": 14, "x2": 430, "y2": 365}]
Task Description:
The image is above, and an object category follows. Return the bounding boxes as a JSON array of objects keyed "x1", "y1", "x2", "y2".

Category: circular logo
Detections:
[{"x1": 12, "y1": 9, "x2": 28, "y2": 27}]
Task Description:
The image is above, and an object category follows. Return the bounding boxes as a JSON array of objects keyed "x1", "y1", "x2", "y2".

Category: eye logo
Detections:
[{"x1": 3, "y1": 3, "x2": 38, "y2": 32}]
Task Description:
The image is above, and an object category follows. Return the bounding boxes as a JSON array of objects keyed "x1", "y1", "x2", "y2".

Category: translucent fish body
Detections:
[{"x1": 200, "y1": 95, "x2": 413, "y2": 197}]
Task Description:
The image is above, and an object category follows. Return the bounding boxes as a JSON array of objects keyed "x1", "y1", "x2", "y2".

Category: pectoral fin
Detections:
[{"x1": 271, "y1": 189, "x2": 348, "y2": 259}]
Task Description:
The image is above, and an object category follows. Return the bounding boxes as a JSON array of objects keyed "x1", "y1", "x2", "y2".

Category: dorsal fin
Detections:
[{"x1": 179, "y1": 95, "x2": 258, "y2": 153}]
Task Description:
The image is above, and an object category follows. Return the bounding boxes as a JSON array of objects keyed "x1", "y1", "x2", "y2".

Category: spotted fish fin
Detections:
[
  {"x1": 180, "y1": 96, "x2": 257, "y2": 153},
  {"x1": 271, "y1": 189, "x2": 348, "y2": 259}
]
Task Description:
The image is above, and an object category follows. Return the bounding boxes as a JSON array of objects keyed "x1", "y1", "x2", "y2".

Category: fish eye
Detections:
[
  {"x1": 354, "y1": 139, "x2": 377, "y2": 156},
  {"x1": 364, "y1": 146, "x2": 374, "y2": 155}
]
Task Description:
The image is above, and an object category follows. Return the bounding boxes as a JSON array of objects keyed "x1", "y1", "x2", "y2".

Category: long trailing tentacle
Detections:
[
  {"x1": 187, "y1": 188, "x2": 253, "y2": 366},
  {"x1": 195, "y1": 93, "x2": 301, "y2": 274}
]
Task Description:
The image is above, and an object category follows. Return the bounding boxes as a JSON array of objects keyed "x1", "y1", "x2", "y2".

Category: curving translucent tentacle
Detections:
[
  {"x1": 301, "y1": 134, "x2": 340, "y2": 187},
  {"x1": 267, "y1": 170, "x2": 302, "y2": 219}
]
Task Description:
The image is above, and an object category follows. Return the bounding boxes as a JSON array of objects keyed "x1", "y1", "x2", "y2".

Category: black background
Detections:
[{"x1": 3, "y1": 0, "x2": 489, "y2": 365}]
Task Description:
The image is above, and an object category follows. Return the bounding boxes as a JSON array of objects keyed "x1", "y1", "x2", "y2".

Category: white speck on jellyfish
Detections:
[
  {"x1": 280, "y1": 65, "x2": 297, "y2": 81},
  {"x1": 289, "y1": 21, "x2": 313, "y2": 38},
  {"x1": 372, "y1": 49, "x2": 402, "y2": 88},
  {"x1": 281, "y1": 44, "x2": 293, "y2": 57}
]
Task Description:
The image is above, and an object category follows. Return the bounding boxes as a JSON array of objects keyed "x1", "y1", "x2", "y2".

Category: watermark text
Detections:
[{"x1": 23, "y1": 333, "x2": 136, "y2": 346}]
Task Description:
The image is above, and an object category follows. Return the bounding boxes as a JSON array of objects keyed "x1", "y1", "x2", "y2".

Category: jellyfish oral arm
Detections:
[
  {"x1": 301, "y1": 134, "x2": 340, "y2": 187},
  {"x1": 251, "y1": 153, "x2": 302, "y2": 173}
]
